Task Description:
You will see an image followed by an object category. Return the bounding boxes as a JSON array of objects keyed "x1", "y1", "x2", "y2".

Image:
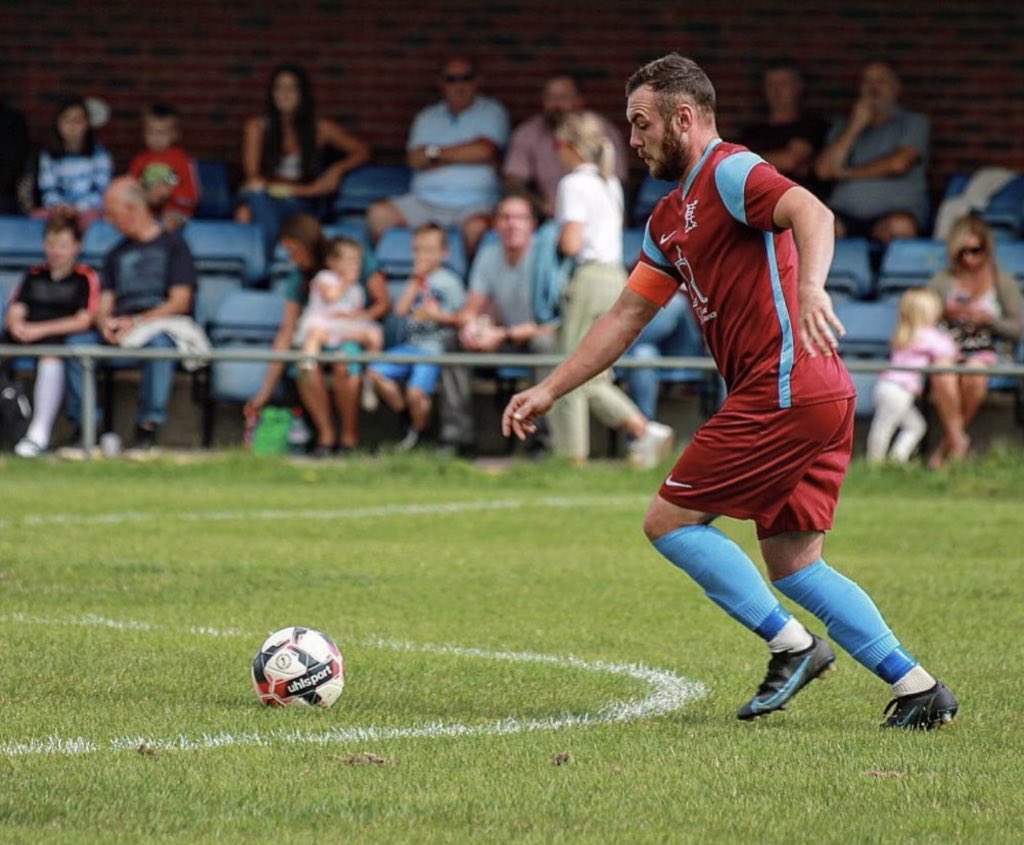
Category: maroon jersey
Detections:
[{"x1": 628, "y1": 139, "x2": 854, "y2": 412}]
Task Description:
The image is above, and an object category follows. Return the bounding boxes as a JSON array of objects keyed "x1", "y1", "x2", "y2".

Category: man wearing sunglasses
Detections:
[{"x1": 368, "y1": 56, "x2": 509, "y2": 257}]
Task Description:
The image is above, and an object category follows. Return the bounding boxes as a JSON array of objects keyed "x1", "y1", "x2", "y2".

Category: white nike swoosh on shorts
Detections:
[{"x1": 664, "y1": 477, "x2": 694, "y2": 489}]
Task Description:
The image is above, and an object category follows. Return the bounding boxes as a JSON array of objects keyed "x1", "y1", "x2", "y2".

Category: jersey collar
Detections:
[{"x1": 681, "y1": 137, "x2": 722, "y2": 198}]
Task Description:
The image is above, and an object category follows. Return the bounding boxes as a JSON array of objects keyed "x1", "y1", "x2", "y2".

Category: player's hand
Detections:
[
  {"x1": 798, "y1": 286, "x2": 844, "y2": 358},
  {"x1": 502, "y1": 383, "x2": 556, "y2": 441}
]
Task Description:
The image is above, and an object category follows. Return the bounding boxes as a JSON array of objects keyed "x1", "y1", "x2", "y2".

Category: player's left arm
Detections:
[{"x1": 772, "y1": 185, "x2": 845, "y2": 357}]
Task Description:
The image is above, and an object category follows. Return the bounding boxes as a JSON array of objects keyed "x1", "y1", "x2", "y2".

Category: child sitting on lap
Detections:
[{"x1": 295, "y1": 236, "x2": 384, "y2": 371}]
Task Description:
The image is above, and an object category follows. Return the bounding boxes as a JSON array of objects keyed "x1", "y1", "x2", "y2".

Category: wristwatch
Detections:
[{"x1": 425, "y1": 144, "x2": 441, "y2": 163}]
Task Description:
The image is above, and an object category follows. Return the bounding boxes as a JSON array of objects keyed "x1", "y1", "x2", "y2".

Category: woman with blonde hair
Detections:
[
  {"x1": 866, "y1": 288, "x2": 957, "y2": 464},
  {"x1": 927, "y1": 215, "x2": 1023, "y2": 467},
  {"x1": 549, "y1": 111, "x2": 674, "y2": 467}
]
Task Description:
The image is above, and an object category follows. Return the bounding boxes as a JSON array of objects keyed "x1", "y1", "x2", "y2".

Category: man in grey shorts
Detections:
[{"x1": 368, "y1": 55, "x2": 509, "y2": 257}]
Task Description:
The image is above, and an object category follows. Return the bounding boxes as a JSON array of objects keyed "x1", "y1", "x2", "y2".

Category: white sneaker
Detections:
[
  {"x1": 14, "y1": 437, "x2": 45, "y2": 458},
  {"x1": 627, "y1": 421, "x2": 676, "y2": 469},
  {"x1": 361, "y1": 376, "x2": 379, "y2": 411},
  {"x1": 395, "y1": 428, "x2": 420, "y2": 453}
]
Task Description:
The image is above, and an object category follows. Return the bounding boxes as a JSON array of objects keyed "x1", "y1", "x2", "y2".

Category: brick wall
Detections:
[{"x1": 2, "y1": 0, "x2": 1022, "y2": 206}]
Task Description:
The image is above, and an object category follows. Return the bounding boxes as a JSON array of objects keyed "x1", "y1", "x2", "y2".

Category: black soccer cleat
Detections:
[
  {"x1": 881, "y1": 681, "x2": 958, "y2": 730},
  {"x1": 737, "y1": 634, "x2": 836, "y2": 721}
]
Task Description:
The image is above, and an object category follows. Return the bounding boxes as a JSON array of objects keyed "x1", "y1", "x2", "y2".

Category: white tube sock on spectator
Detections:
[{"x1": 25, "y1": 358, "x2": 64, "y2": 449}]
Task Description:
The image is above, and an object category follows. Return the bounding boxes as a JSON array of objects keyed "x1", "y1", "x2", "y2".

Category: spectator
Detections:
[
  {"x1": 0, "y1": 95, "x2": 29, "y2": 214},
  {"x1": 128, "y1": 103, "x2": 199, "y2": 232},
  {"x1": 739, "y1": 59, "x2": 827, "y2": 197},
  {"x1": 866, "y1": 288, "x2": 957, "y2": 465},
  {"x1": 236, "y1": 64, "x2": 371, "y2": 257},
  {"x1": 64, "y1": 177, "x2": 197, "y2": 451},
  {"x1": 440, "y1": 192, "x2": 559, "y2": 454},
  {"x1": 34, "y1": 96, "x2": 112, "y2": 228},
  {"x1": 244, "y1": 214, "x2": 388, "y2": 455},
  {"x1": 548, "y1": 111, "x2": 674, "y2": 467},
  {"x1": 366, "y1": 223, "x2": 465, "y2": 452},
  {"x1": 3, "y1": 210, "x2": 99, "y2": 457},
  {"x1": 295, "y1": 235, "x2": 384, "y2": 384},
  {"x1": 367, "y1": 56, "x2": 509, "y2": 257},
  {"x1": 815, "y1": 60, "x2": 929, "y2": 243},
  {"x1": 926, "y1": 215, "x2": 1023, "y2": 468},
  {"x1": 503, "y1": 74, "x2": 629, "y2": 218}
]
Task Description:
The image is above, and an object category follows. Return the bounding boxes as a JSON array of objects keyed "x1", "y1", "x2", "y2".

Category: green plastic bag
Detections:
[{"x1": 250, "y1": 406, "x2": 292, "y2": 455}]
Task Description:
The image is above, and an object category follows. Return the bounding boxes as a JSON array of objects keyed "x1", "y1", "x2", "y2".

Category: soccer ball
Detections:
[{"x1": 251, "y1": 626, "x2": 346, "y2": 708}]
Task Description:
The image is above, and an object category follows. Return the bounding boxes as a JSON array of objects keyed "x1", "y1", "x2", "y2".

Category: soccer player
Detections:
[{"x1": 502, "y1": 53, "x2": 958, "y2": 729}]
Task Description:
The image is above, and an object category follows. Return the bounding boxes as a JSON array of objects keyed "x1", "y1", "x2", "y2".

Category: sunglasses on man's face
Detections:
[{"x1": 442, "y1": 73, "x2": 476, "y2": 84}]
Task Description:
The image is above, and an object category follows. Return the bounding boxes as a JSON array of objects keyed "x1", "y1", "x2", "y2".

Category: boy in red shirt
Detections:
[{"x1": 128, "y1": 103, "x2": 199, "y2": 231}]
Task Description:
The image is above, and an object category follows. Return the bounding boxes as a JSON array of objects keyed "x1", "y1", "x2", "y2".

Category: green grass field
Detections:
[{"x1": 1, "y1": 451, "x2": 1022, "y2": 844}]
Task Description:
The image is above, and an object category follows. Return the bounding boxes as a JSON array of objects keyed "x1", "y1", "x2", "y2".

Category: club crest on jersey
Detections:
[
  {"x1": 672, "y1": 245, "x2": 717, "y2": 325},
  {"x1": 684, "y1": 199, "x2": 699, "y2": 233}
]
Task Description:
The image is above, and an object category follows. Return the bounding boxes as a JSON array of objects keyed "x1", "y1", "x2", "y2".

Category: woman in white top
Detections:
[{"x1": 549, "y1": 111, "x2": 674, "y2": 467}]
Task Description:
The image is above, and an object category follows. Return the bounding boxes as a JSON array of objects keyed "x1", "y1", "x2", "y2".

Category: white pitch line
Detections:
[
  {"x1": 0, "y1": 494, "x2": 647, "y2": 531},
  {"x1": 0, "y1": 614, "x2": 708, "y2": 757}
]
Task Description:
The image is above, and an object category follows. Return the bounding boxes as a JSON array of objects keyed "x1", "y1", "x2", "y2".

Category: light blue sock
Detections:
[
  {"x1": 773, "y1": 559, "x2": 917, "y2": 683},
  {"x1": 652, "y1": 524, "x2": 793, "y2": 640}
]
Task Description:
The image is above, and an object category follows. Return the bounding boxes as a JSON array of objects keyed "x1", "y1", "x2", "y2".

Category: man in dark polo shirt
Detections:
[{"x1": 65, "y1": 176, "x2": 196, "y2": 449}]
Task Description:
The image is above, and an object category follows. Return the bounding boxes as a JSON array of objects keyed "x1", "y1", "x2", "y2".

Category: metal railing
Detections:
[{"x1": 2, "y1": 343, "x2": 1022, "y2": 456}]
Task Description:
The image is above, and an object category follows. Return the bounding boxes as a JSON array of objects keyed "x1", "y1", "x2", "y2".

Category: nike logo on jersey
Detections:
[
  {"x1": 659, "y1": 230, "x2": 677, "y2": 245},
  {"x1": 664, "y1": 477, "x2": 694, "y2": 489}
]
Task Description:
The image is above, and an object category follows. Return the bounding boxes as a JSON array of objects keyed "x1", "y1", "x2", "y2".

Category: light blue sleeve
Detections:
[
  {"x1": 407, "y1": 106, "x2": 432, "y2": 151},
  {"x1": 714, "y1": 151, "x2": 764, "y2": 226}
]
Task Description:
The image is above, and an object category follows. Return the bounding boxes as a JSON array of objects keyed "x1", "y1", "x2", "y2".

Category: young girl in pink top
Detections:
[{"x1": 867, "y1": 288, "x2": 959, "y2": 464}]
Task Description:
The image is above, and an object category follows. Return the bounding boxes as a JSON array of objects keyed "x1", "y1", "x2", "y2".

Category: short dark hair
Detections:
[
  {"x1": 497, "y1": 189, "x2": 540, "y2": 222},
  {"x1": 44, "y1": 207, "x2": 82, "y2": 241},
  {"x1": 143, "y1": 102, "x2": 180, "y2": 121},
  {"x1": 439, "y1": 55, "x2": 480, "y2": 77},
  {"x1": 625, "y1": 53, "x2": 716, "y2": 120},
  {"x1": 764, "y1": 57, "x2": 803, "y2": 79},
  {"x1": 326, "y1": 235, "x2": 362, "y2": 259},
  {"x1": 414, "y1": 222, "x2": 448, "y2": 248}
]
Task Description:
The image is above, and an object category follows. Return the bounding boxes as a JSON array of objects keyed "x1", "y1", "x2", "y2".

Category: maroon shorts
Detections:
[{"x1": 658, "y1": 397, "x2": 855, "y2": 540}]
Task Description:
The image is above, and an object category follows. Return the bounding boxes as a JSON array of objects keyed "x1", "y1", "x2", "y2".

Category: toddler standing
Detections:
[{"x1": 867, "y1": 288, "x2": 959, "y2": 464}]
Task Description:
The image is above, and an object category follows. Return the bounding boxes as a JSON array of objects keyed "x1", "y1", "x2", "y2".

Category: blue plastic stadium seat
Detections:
[
  {"x1": 995, "y1": 240, "x2": 1024, "y2": 289},
  {"x1": 943, "y1": 171, "x2": 1024, "y2": 237},
  {"x1": 827, "y1": 238, "x2": 874, "y2": 300},
  {"x1": 631, "y1": 174, "x2": 678, "y2": 226},
  {"x1": 333, "y1": 164, "x2": 412, "y2": 219},
  {"x1": 181, "y1": 220, "x2": 265, "y2": 286},
  {"x1": 0, "y1": 216, "x2": 45, "y2": 290},
  {"x1": 834, "y1": 300, "x2": 898, "y2": 358},
  {"x1": 80, "y1": 219, "x2": 123, "y2": 269},
  {"x1": 194, "y1": 159, "x2": 234, "y2": 220},
  {"x1": 202, "y1": 288, "x2": 287, "y2": 446},
  {"x1": 876, "y1": 239, "x2": 947, "y2": 299},
  {"x1": 194, "y1": 275, "x2": 243, "y2": 330}
]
